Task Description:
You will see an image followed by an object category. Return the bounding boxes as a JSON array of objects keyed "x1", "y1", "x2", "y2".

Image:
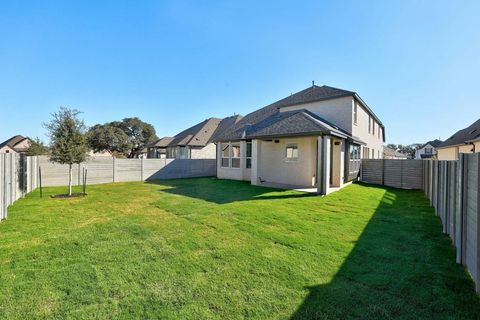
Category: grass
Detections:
[{"x1": 0, "y1": 178, "x2": 479, "y2": 319}]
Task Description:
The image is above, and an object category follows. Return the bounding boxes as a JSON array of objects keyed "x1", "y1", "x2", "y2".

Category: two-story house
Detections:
[
  {"x1": 415, "y1": 139, "x2": 442, "y2": 159},
  {"x1": 213, "y1": 84, "x2": 385, "y2": 195}
]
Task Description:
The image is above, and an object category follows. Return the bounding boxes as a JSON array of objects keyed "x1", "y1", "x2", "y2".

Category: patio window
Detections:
[
  {"x1": 246, "y1": 141, "x2": 252, "y2": 168},
  {"x1": 221, "y1": 143, "x2": 230, "y2": 167},
  {"x1": 231, "y1": 143, "x2": 240, "y2": 168},
  {"x1": 285, "y1": 143, "x2": 298, "y2": 161}
]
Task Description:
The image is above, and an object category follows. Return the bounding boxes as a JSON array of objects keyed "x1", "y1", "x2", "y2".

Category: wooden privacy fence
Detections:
[
  {"x1": 361, "y1": 159, "x2": 423, "y2": 189},
  {"x1": 0, "y1": 155, "x2": 216, "y2": 222},
  {"x1": 423, "y1": 154, "x2": 480, "y2": 291}
]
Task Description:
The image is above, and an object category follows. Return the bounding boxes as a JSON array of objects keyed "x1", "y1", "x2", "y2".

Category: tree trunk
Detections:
[{"x1": 68, "y1": 164, "x2": 72, "y2": 196}]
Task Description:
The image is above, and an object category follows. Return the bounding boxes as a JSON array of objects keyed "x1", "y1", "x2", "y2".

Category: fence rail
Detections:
[{"x1": 0, "y1": 155, "x2": 216, "y2": 222}]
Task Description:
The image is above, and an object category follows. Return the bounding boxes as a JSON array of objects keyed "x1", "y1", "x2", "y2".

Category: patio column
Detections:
[
  {"x1": 251, "y1": 139, "x2": 260, "y2": 185},
  {"x1": 317, "y1": 135, "x2": 331, "y2": 195}
]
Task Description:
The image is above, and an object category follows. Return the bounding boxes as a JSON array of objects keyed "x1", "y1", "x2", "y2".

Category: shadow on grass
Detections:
[
  {"x1": 291, "y1": 184, "x2": 480, "y2": 319},
  {"x1": 146, "y1": 177, "x2": 315, "y2": 204}
]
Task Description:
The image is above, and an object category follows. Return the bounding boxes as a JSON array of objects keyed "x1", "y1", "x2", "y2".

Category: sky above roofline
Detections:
[{"x1": 1, "y1": 0, "x2": 479, "y2": 145}]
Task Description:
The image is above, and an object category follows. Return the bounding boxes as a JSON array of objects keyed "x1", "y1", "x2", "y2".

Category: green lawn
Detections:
[{"x1": 0, "y1": 178, "x2": 479, "y2": 319}]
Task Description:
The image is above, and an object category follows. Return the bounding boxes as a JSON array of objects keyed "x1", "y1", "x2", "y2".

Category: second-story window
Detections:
[
  {"x1": 368, "y1": 115, "x2": 371, "y2": 134},
  {"x1": 372, "y1": 120, "x2": 375, "y2": 136}
]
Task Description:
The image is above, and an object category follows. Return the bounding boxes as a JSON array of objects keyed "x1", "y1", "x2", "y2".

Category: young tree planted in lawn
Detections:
[{"x1": 44, "y1": 107, "x2": 89, "y2": 196}]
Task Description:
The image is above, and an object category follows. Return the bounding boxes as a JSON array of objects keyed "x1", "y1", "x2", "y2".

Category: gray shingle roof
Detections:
[
  {"x1": 383, "y1": 147, "x2": 408, "y2": 158},
  {"x1": 0, "y1": 135, "x2": 28, "y2": 151},
  {"x1": 420, "y1": 139, "x2": 443, "y2": 149},
  {"x1": 168, "y1": 115, "x2": 241, "y2": 148},
  {"x1": 214, "y1": 85, "x2": 383, "y2": 142},
  {"x1": 148, "y1": 137, "x2": 174, "y2": 148},
  {"x1": 438, "y1": 118, "x2": 480, "y2": 148}
]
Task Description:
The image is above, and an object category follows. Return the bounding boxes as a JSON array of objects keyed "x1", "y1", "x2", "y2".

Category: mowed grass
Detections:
[{"x1": 0, "y1": 178, "x2": 479, "y2": 319}]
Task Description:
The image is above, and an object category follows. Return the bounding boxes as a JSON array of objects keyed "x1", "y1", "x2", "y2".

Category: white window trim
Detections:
[
  {"x1": 285, "y1": 143, "x2": 299, "y2": 162},
  {"x1": 231, "y1": 142, "x2": 241, "y2": 169},
  {"x1": 221, "y1": 143, "x2": 230, "y2": 168}
]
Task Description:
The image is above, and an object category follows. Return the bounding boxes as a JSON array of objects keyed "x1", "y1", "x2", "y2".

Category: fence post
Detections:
[{"x1": 112, "y1": 156, "x2": 116, "y2": 183}]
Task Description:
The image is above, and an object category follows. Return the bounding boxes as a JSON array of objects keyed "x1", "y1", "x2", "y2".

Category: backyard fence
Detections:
[
  {"x1": 362, "y1": 155, "x2": 480, "y2": 291},
  {"x1": 423, "y1": 154, "x2": 480, "y2": 291},
  {"x1": 361, "y1": 159, "x2": 423, "y2": 189},
  {"x1": 0, "y1": 155, "x2": 216, "y2": 222}
]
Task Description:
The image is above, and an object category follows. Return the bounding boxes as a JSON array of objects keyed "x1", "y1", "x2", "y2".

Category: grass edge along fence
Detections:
[{"x1": 0, "y1": 155, "x2": 216, "y2": 222}]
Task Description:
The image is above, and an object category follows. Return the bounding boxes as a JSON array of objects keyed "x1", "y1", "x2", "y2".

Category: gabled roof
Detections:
[
  {"x1": 168, "y1": 115, "x2": 241, "y2": 148},
  {"x1": 148, "y1": 137, "x2": 174, "y2": 148},
  {"x1": 214, "y1": 85, "x2": 384, "y2": 142},
  {"x1": 420, "y1": 139, "x2": 443, "y2": 149},
  {"x1": 438, "y1": 118, "x2": 480, "y2": 149},
  {"x1": 0, "y1": 135, "x2": 29, "y2": 151},
  {"x1": 383, "y1": 147, "x2": 409, "y2": 158}
]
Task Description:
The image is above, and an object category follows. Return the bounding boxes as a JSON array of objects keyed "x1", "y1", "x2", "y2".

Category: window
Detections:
[
  {"x1": 372, "y1": 121, "x2": 375, "y2": 136},
  {"x1": 178, "y1": 146, "x2": 187, "y2": 159},
  {"x1": 425, "y1": 147, "x2": 433, "y2": 154},
  {"x1": 353, "y1": 103, "x2": 358, "y2": 125},
  {"x1": 378, "y1": 126, "x2": 381, "y2": 139},
  {"x1": 231, "y1": 143, "x2": 240, "y2": 168},
  {"x1": 378, "y1": 150, "x2": 380, "y2": 159},
  {"x1": 221, "y1": 143, "x2": 230, "y2": 167},
  {"x1": 285, "y1": 143, "x2": 298, "y2": 161},
  {"x1": 349, "y1": 144, "x2": 360, "y2": 160},
  {"x1": 371, "y1": 149, "x2": 375, "y2": 159},
  {"x1": 246, "y1": 141, "x2": 252, "y2": 168},
  {"x1": 368, "y1": 115, "x2": 371, "y2": 134},
  {"x1": 363, "y1": 147, "x2": 369, "y2": 159}
]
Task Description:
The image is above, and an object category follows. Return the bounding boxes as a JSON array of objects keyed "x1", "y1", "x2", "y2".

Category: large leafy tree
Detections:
[
  {"x1": 44, "y1": 107, "x2": 89, "y2": 196},
  {"x1": 25, "y1": 137, "x2": 49, "y2": 156},
  {"x1": 88, "y1": 117, "x2": 157, "y2": 158},
  {"x1": 87, "y1": 124, "x2": 131, "y2": 156}
]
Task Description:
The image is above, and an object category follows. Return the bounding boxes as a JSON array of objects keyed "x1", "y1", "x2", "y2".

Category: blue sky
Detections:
[{"x1": 1, "y1": 0, "x2": 479, "y2": 145}]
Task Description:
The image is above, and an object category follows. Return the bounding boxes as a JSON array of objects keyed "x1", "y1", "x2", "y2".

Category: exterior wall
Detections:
[
  {"x1": 216, "y1": 141, "x2": 251, "y2": 181},
  {"x1": 351, "y1": 100, "x2": 384, "y2": 159},
  {"x1": 437, "y1": 142, "x2": 480, "y2": 160},
  {"x1": 190, "y1": 143, "x2": 216, "y2": 159},
  {"x1": 0, "y1": 146, "x2": 15, "y2": 153},
  {"x1": 415, "y1": 144, "x2": 438, "y2": 159},
  {"x1": 254, "y1": 137, "x2": 317, "y2": 187},
  {"x1": 280, "y1": 96, "x2": 353, "y2": 134},
  {"x1": 14, "y1": 139, "x2": 31, "y2": 151}
]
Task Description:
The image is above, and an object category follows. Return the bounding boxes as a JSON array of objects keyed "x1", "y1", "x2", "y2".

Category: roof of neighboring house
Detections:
[
  {"x1": 438, "y1": 118, "x2": 480, "y2": 149},
  {"x1": 214, "y1": 85, "x2": 384, "y2": 142},
  {"x1": 148, "y1": 137, "x2": 174, "y2": 148},
  {"x1": 0, "y1": 135, "x2": 30, "y2": 152},
  {"x1": 383, "y1": 147, "x2": 409, "y2": 158},
  {"x1": 169, "y1": 115, "x2": 241, "y2": 148},
  {"x1": 420, "y1": 139, "x2": 443, "y2": 149}
]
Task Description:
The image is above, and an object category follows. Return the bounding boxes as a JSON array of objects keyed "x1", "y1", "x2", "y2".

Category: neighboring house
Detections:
[
  {"x1": 147, "y1": 137, "x2": 174, "y2": 159},
  {"x1": 415, "y1": 139, "x2": 443, "y2": 159},
  {"x1": 214, "y1": 84, "x2": 385, "y2": 195},
  {"x1": 167, "y1": 116, "x2": 242, "y2": 159},
  {"x1": 0, "y1": 135, "x2": 31, "y2": 154},
  {"x1": 384, "y1": 147, "x2": 409, "y2": 159},
  {"x1": 87, "y1": 150, "x2": 113, "y2": 157},
  {"x1": 437, "y1": 118, "x2": 480, "y2": 160}
]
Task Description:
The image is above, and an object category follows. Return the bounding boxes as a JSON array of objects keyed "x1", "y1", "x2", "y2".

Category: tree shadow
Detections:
[
  {"x1": 146, "y1": 178, "x2": 316, "y2": 204},
  {"x1": 291, "y1": 184, "x2": 480, "y2": 319}
]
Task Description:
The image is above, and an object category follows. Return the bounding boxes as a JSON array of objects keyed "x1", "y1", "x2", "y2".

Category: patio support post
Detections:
[
  {"x1": 251, "y1": 139, "x2": 260, "y2": 186},
  {"x1": 317, "y1": 135, "x2": 331, "y2": 195}
]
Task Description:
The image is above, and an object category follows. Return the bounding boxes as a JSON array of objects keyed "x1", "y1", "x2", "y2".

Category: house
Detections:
[
  {"x1": 436, "y1": 118, "x2": 480, "y2": 160},
  {"x1": 415, "y1": 139, "x2": 443, "y2": 159},
  {"x1": 0, "y1": 135, "x2": 31, "y2": 154},
  {"x1": 384, "y1": 147, "x2": 409, "y2": 159},
  {"x1": 214, "y1": 84, "x2": 385, "y2": 195},
  {"x1": 147, "y1": 137, "x2": 174, "y2": 159},
  {"x1": 166, "y1": 116, "x2": 241, "y2": 159}
]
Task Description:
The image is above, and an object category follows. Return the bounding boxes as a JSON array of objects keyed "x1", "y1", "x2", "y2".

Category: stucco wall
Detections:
[
  {"x1": 415, "y1": 144, "x2": 438, "y2": 159},
  {"x1": 351, "y1": 100, "x2": 384, "y2": 159},
  {"x1": 0, "y1": 146, "x2": 15, "y2": 153},
  {"x1": 437, "y1": 142, "x2": 480, "y2": 160},
  {"x1": 216, "y1": 141, "x2": 251, "y2": 181},
  {"x1": 190, "y1": 143, "x2": 216, "y2": 159},
  {"x1": 280, "y1": 96, "x2": 353, "y2": 135},
  {"x1": 256, "y1": 137, "x2": 317, "y2": 187}
]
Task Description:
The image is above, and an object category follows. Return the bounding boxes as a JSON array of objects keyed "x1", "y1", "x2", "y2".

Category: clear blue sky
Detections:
[{"x1": 1, "y1": 0, "x2": 479, "y2": 145}]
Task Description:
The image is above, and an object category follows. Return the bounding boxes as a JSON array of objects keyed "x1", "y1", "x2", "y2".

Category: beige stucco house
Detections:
[
  {"x1": 166, "y1": 116, "x2": 241, "y2": 159},
  {"x1": 214, "y1": 85, "x2": 385, "y2": 195},
  {"x1": 436, "y1": 119, "x2": 480, "y2": 160},
  {"x1": 0, "y1": 135, "x2": 31, "y2": 154}
]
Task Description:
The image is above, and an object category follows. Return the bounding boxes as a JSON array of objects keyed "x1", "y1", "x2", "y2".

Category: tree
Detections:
[
  {"x1": 88, "y1": 117, "x2": 157, "y2": 157},
  {"x1": 25, "y1": 137, "x2": 49, "y2": 156},
  {"x1": 44, "y1": 107, "x2": 89, "y2": 196},
  {"x1": 87, "y1": 124, "x2": 131, "y2": 156}
]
